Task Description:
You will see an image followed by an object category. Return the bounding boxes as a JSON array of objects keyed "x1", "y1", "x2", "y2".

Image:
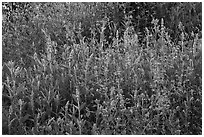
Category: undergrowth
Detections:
[{"x1": 2, "y1": 18, "x2": 202, "y2": 135}]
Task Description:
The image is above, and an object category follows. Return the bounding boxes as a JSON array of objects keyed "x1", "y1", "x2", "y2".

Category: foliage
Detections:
[
  {"x1": 124, "y1": 2, "x2": 202, "y2": 42},
  {"x1": 3, "y1": 2, "x2": 201, "y2": 65},
  {"x1": 2, "y1": 2, "x2": 202, "y2": 135}
]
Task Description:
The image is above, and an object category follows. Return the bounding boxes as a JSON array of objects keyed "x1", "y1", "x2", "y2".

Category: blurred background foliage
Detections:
[{"x1": 2, "y1": 2, "x2": 202, "y2": 67}]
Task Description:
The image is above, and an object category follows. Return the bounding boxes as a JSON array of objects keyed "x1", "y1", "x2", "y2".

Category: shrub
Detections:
[{"x1": 2, "y1": 9, "x2": 202, "y2": 135}]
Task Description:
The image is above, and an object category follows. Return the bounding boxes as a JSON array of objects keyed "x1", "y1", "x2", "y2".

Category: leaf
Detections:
[
  {"x1": 80, "y1": 103, "x2": 86, "y2": 111},
  {"x1": 71, "y1": 115, "x2": 78, "y2": 124},
  {"x1": 72, "y1": 94, "x2": 78, "y2": 103},
  {"x1": 20, "y1": 114, "x2": 31, "y2": 123},
  {"x1": 73, "y1": 104, "x2": 79, "y2": 110},
  {"x1": 8, "y1": 117, "x2": 18, "y2": 127},
  {"x1": 15, "y1": 82, "x2": 26, "y2": 97},
  {"x1": 2, "y1": 94, "x2": 11, "y2": 107},
  {"x1": 2, "y1": 63, "x2": 12, "y2": 81}
]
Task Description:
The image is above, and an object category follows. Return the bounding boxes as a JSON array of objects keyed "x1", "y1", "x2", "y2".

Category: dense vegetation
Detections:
[{"x1": 2, "y1": 2, "x2": 202, "y2": 135}]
